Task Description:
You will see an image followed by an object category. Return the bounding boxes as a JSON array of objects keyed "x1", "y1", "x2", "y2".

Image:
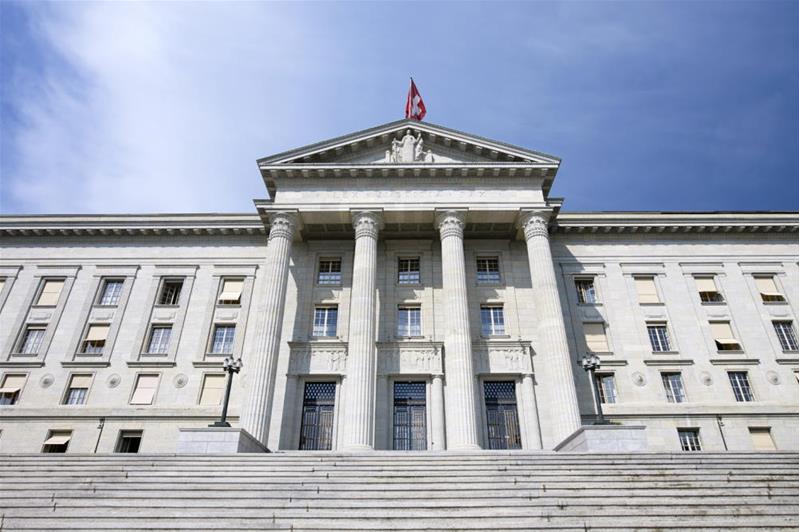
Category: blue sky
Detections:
[{"x1": 1, "y1": 1, "x2": 797, "y2": 215}]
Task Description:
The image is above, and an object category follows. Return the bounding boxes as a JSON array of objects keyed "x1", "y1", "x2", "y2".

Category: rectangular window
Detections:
[
  {"x1": 115, "y1": 430, "x2": 143, "y2": 453},
  {"x1": 63, "y1": 374, "x2": 91, "y2": 405},
  {"x1": 41, "y1": 430, "x2": 71, "y2": 453},
  {"x1": 696, "y1": 276, "x2": 724, "y2": 303},
  {"x1": 98, "y1": 279, "x2": 124, "y2": 306},
  {"x1": 710, "y1": 321, "x2": 742, "y2": 351},
  {"x1": 749, "y1": 427, "x2": 776, "y2": 450},
  {"x1": 80, "y1": 324, "x2": 109, "y2": 354},
  {"x1": 476, "y1": 257, "x2": 501, "y2": 284},
  {"x1": 217, "y1": 279, "x2": 243, "y2": 305},
  {"x1": 661, "y1": 372, "x2": 686, "y2": 403},
  {"x1": 130, "y1": 374, "x2": 159, "y2": 405},
  {"x1": 397, "y1": 306, "x2": 422, "y2": 337},
  {"x1": 728, "y1": 371, "x2": 754, "y2": 402},
  {"x1": 299, "y1": 382, "x2": 336, "y2": 450},
  {"x1": 583, "y1": 322, "x2": 609, "y2": 353},
  {"x1": 398, "y1": 258, "x2": 421, "y2": 285},
  {"x1": 0, "y1": 374, "x2": 26, "y2": 405},
  {"x1": 575, "y1": 278, "x2": 597, "y2": 304},
  {"x1": 647, "y1": 323, "x2": 672, "y2": 352},
  {"x1": 773, "y1": 321, "x2": 799, "y2": 351},
  {"x1": 210, "y1": 325, "x2": 236, "y2": 354},
  {"x1": 317, "y1": 258, "x2": 342, "y2": 285},
  {"x1": 595, "y1": 373, "x2": 617, "y2": 404},
  {"x1": 35, "y1": 279, "x2": 64, "y2": 306},
  {"x1": 157, "y1": 279, "x2": 184, "y2": 306},
  {"x1": 145, "y1": 325, "x2": 172, "y2": 354},
  {"x1": 678, "y1": 429, "x2": 701, "y2": 451},
  {"x1": 199, "y1": 374, "x2": 226, "y2": 406},
  {"x1": 480, "y1": 305, "x2": 505, "y2": 336},
  {"x1": 17, "y1": 326, "x2": 45, "y2": 355},
  {"x1": 633, "y1": 276, "x2": 660, "y2": 304},
  {"x1": 755, "y1": 276, "x2": 786, "y2": 303},
  {"x1": 312, "y1": 307, "x2": 338, "y2": 337}
]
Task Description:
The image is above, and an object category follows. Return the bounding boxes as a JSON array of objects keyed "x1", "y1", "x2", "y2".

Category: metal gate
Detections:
[
  {"x1": 483, "y1": 381, "x2": 522, "y2": 450},
  {"x1": 393, "y1": 381, "x2": 427, "y2": 450},
  {"x1": 299, "y1": 382, "x2": 335, "y2": 450}
]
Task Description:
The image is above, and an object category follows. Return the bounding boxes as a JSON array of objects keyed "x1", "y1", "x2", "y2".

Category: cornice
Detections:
[
  {"x1": 553, "y1": 212, "x2": 799, "y2": 235},
  {"x1": 0, "y1": 213, "x2": 266, "y2": 237}
]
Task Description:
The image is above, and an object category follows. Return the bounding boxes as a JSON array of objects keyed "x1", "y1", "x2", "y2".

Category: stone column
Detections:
[
  {"x1": 436, "y1": 210, "x2": 481, "y2": 450},
  {"x1": 520, "y1": 211, "x2": 581, "y2": 445},
  {"x1": 340, "y1": 211, "x2": 382, "y2": 450},
  {"x1": 521, "y1": 373, "x2": 543, "y2": 449},
  {"x1": 430, "y1": 373, "x2": 447, "y2": 450},
  {"x1": 241, "y1": 211, "x2": 298, "y2": 446}
]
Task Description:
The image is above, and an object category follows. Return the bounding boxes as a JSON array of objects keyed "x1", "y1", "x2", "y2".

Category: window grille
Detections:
[
  {"x1": 398, "y1": 258, "x2": 421, "y2": 284},
  {"x1": 728, "y1": 371, "x2": 754, "y2": 402},
  {"x1": 575, "y1": 278, "x2": 597, "y2": 304},
  {"x1": 312, "y1": 307, "x2": 338, "y2": 337},
  {"x1": 158, "y1": 280, "x2": 183, "y2": 306},
  {"x1": 299, "y1": 382, "x2": 336, "y2": 450},
  {"x1": 210, "y1": 325, "x2": 236, "y2": 354},
  {"x1": 773, "y1": 321, "x2": 799, "y2": 351},
  {"x1": 483, "y1": 381, "x2": 521, "y2": 450},
  {"x1": 661, "y1": 373, "x2": 686, "y2": 403},
  {"x1": 317, "y1": 259, "x2": 342, "y2": 285},
  {"x1": 476, "y1": 257, "x2": 501, "y2": 284},
  {"x1": 678, "y1": 429, "x2": 701, "y2": 451},
  {"x1": 647, "y1": 324, "x2": 671, "y2": 352},
  {"x1": 480, "y1": 306, "x2": 505, "y2": 336}
]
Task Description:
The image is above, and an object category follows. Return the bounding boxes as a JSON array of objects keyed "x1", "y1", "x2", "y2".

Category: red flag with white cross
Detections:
[{"x1": 405, "y1": 78, "x2": 426, "y2": 121}]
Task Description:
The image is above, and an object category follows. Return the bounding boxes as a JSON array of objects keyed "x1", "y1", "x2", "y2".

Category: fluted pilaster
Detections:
[
  {"x1": 241, "y1": 211, "x2": 298, "y2": 445},
  {"x1": 436, "y1": 210, "x2": 481, "y2": 450},
  {"x1": 430, "y1": 373, "x2": 447, "y2": 450},
  {"x1": 521, "y1": 373, "x2": 543, "y2": 449},
  {"x1": 520, "y1": 211, "x2": 581, "y2": 445},
  {"x1": 340, "y1": 211, "x2": 382, "y2": 450}
]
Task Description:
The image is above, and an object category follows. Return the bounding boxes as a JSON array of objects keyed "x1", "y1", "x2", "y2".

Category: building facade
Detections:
[{"x1": 1, "y1": 120, "x2": 798, "y2": 454}]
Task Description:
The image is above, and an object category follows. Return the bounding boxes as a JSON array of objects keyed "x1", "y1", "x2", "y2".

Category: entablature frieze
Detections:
[
  {"x1": 288, "y1": 341, "x2": 348, "y2": 375},
  {"x1": 377, "y1": 341, "x2": 443, "y2": 376},
  {"x1": 472, "y1": 340, "x2": 533, "y2": 375}
]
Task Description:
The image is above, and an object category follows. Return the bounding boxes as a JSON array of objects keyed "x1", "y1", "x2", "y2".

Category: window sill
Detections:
[
  {"x1": 639, "y1": 302, "x2": 664, "y2": 306},
  {"x1": 128, "y1": 360, "x2": 176, "y2": 368},
  {"x1": 577, "y1": 302, "x2": 602, "y2": 307},
  {"x1": 61, "y1": 361, "x2": 110, "y2": 368},
  {"x1": 395, "y1": 336, "x2": 425, "y2": 341},
  {"x1": 651, "y1": 350, "x2": 680, "y2": 355},
  {"x1": 153, "y1": 304, "x2": 180, "y2": 309},
  {"x1": 215, "y1": 303, "x2": 242, "y2": 308},
  {"x1": 316, "y1": 283, "x2": 342, "y2": 288},
  {"x1": 716, "y1": 349, "x2": 745, "y2": 354},
  {"x1": 476, "y1": 282, "x2": 504, "y2": 288},
  {"x1": 763, "y1": 300, "x2": 788, "y2": 305},
  {"x1": 481, "y1": 334, "x2": 511, "y2": 340},
  {"x1": 700, "y1": 301, "x2": 726, "y2": 306},
  {"x1": 396, "y1": 283, "x2": 423, "y2": 288},
  {"x1": 93, "y1": 304, "x2": 119, "y2": 309}
]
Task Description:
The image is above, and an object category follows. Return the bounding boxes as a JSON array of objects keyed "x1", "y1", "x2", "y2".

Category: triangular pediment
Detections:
[{"x1": 257, "y1": 119, "x2": 560, "y2": 167}]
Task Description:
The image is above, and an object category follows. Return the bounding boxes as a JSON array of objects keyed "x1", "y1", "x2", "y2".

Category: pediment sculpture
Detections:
[{"x1": 385, "y1": 129, "x2": 434, "y2": 163}]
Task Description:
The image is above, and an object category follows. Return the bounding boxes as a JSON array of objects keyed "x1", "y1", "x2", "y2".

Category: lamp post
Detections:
[
  {"x1": 580, "y1": 352, "x2": 610, "y2": 425},
  {"x1": 210, "y1": 356, "x2": 242, "y2": 428}
]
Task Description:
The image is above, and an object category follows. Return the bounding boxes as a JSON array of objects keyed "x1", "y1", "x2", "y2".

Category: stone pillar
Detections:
[
  {"x1": 436, "y1": 210, "x2": 481, "y2": 450},
  {"x1": 375, "y1": 375, "x2": 389, "y2": 450},
  {"x1": 430, "y1": 373, "x2": 447, "y2": 450},
  {"x1": 340, "y1": 211, "x2": 382, "y2": 450},
  {"x1": 520, "y1": 211, "x2": 581, "y2": 445},
  {"x1": 521, "y1": 373, "x2": 543, "y2": 449},
  {"x1": 241, "y1": 211, "x2": 298, "y2": 446}
]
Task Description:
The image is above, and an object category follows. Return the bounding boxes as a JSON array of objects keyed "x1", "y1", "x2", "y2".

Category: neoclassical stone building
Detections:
[{"x1": 1, "y1": 119, "x2": 798, "y2": 454}]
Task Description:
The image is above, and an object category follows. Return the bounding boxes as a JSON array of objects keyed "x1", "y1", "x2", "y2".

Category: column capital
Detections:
[
  {"x1": 267, "y1": 211, "x2": 300, "y2": 242},
  {"x1": 519, "y1": 210, "x2": 552, "y2": 241},
  {"x1": 351, "y1": 211, "x2": 383, "y2": 240},
  {"x1": 435, "y1": 210, "x2": 467, "y2": 240}
]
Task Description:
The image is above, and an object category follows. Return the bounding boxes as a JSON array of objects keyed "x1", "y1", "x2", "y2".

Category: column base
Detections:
[
  {"x1": 177, "y1": 427, "x2": 270, "y2": 454},
  {"x1": 553, "y1": 424, "x2": 648, "y2": 453}
]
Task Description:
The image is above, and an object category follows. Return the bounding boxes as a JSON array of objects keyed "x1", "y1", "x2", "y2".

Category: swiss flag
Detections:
[{"x1": 405, "y1": 78, "x2": 426, "y2": 121}]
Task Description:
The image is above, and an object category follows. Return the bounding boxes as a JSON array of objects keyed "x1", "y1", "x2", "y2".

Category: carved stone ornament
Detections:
[
  {"x1": 631, "y1": 372, "x2": 647, "y2": 387},
  {"x1": 39, "y1": 374, "x2": 55, "y2": 388},
  {"x1": 267, "y1": 212, "x2": 298, "y2": 242},
  {"x1": 377, "y1": 344, "x2": 443, "y2": 375},
  {"x1": 766, "y1": 370, "x2": 780, "y2": 385},
  {"x1": 352, "y1": 211, "x2": 382, "y2": 240},
  {"x1": 107, "y1": 373, "x2": 121, "y2": 389},
  {"x1": 473, "y1": 342, "x2": 533, "y2": 374},
  {"x1": 436, "y1": 211, "x2": 466, "y2": 240},
  {"x1": 520, "y1": 212, "x2": 550, "y2": 241},
  {"x1": 289, "y1": 343, "x2": 349, "y2": 375},
  {"x1": 385, "y1": 129, "x2": 434, "y2": 163},
  {"x1": 699, "y1": 371, "x2": 713, "y2": 387},
  {"x1": 174, "y1": 373, "x2": 189, "y2": 388}
]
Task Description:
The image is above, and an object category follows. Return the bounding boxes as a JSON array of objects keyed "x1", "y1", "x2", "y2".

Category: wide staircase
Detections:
[{"x1": 0, "y1": 451, "x2": 797, "y2": 530}]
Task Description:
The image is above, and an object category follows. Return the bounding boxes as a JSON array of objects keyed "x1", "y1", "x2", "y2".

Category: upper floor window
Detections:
[
  {"x1": 397, "y1": 306, "x2": 422, "y2": 337},
  {"x1": 728, "y1": 371, "x2": 754, "y2": 402},
  {"x1": 595, "y1": 373, "x2": 617, "y2": 404},
  {"x1": 647, "y1": 323, "x2": 672, "y2": 352},
  {"x1": 130, "y1": 374, "x2": 160, "y2": 405},
  {"x1": 480, "y1": 305, "x2": 505, "y2": 336},
  {"x1": 35, "y1": 279, "x2": 64, "y2": 306},
  {"x1": 80, "y1": 324, "x2": 109, "y2": 354},
  {"x1": 583, "y1": 322, "x2": 609, "y2": 353},
  {"x1": 754, "y1": 276, "x2": 786, "y2": 303},
  {"x1": 210, "y1": 324, "x2": 236, "y2": 354},
  {"x1": 633, "y1": 276, "x2": 660, "y2": 304},
  {"x1": 199, "y1": 374, "x2": 226, "y2": 406},
  {"x1": 317, "y1": 258, "x2": 342, "y2": 285},
  {"x1": 398, "y1": 258, "x2": 421, "y2": 285},
  {"x1": 773, "y1": 321, "x2": 799, "y2": 351},
  {"x1": 217, "y1": 279, "x2": 243, "y2": 305},
  {"x1": 476, "y1": 257, "x2": 501, "y2": 284},
  {"x1": 158, "y1": 279, "x2": 184, "y2": 306},
  {"x1": 678, "y1": 428, "x2": 701, "y2": 451},
  {"x1": 63, "y1": 374, "x2": 91, "y2": 405},
  {"x1": 17, "y1": 326, "x2": 45, "y2": 355},
  {"x1": 661, "y1": 372, "x2": 686, "y2": 403},
  {"x1": 312, "y1": 306, "x2": 338, "y2": 337},
  {"x1": 0, "y1": 374, "x2": 26, "y2": 405},
  {"x1": 575, "y1": 278, "x2": 597, "y2": 304},
  {"x1": 696, "y1": 276, "x2": 724, "y2": 304},
  {"x1": 145, "y1": 325, "x2": 172, "y2": 354},
  {"x1": 97, "y1": 279, "x2": 124, "y2": 306},
  {"x1": 710, "y1": 321, "x2": 742, "y2": 351}
]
